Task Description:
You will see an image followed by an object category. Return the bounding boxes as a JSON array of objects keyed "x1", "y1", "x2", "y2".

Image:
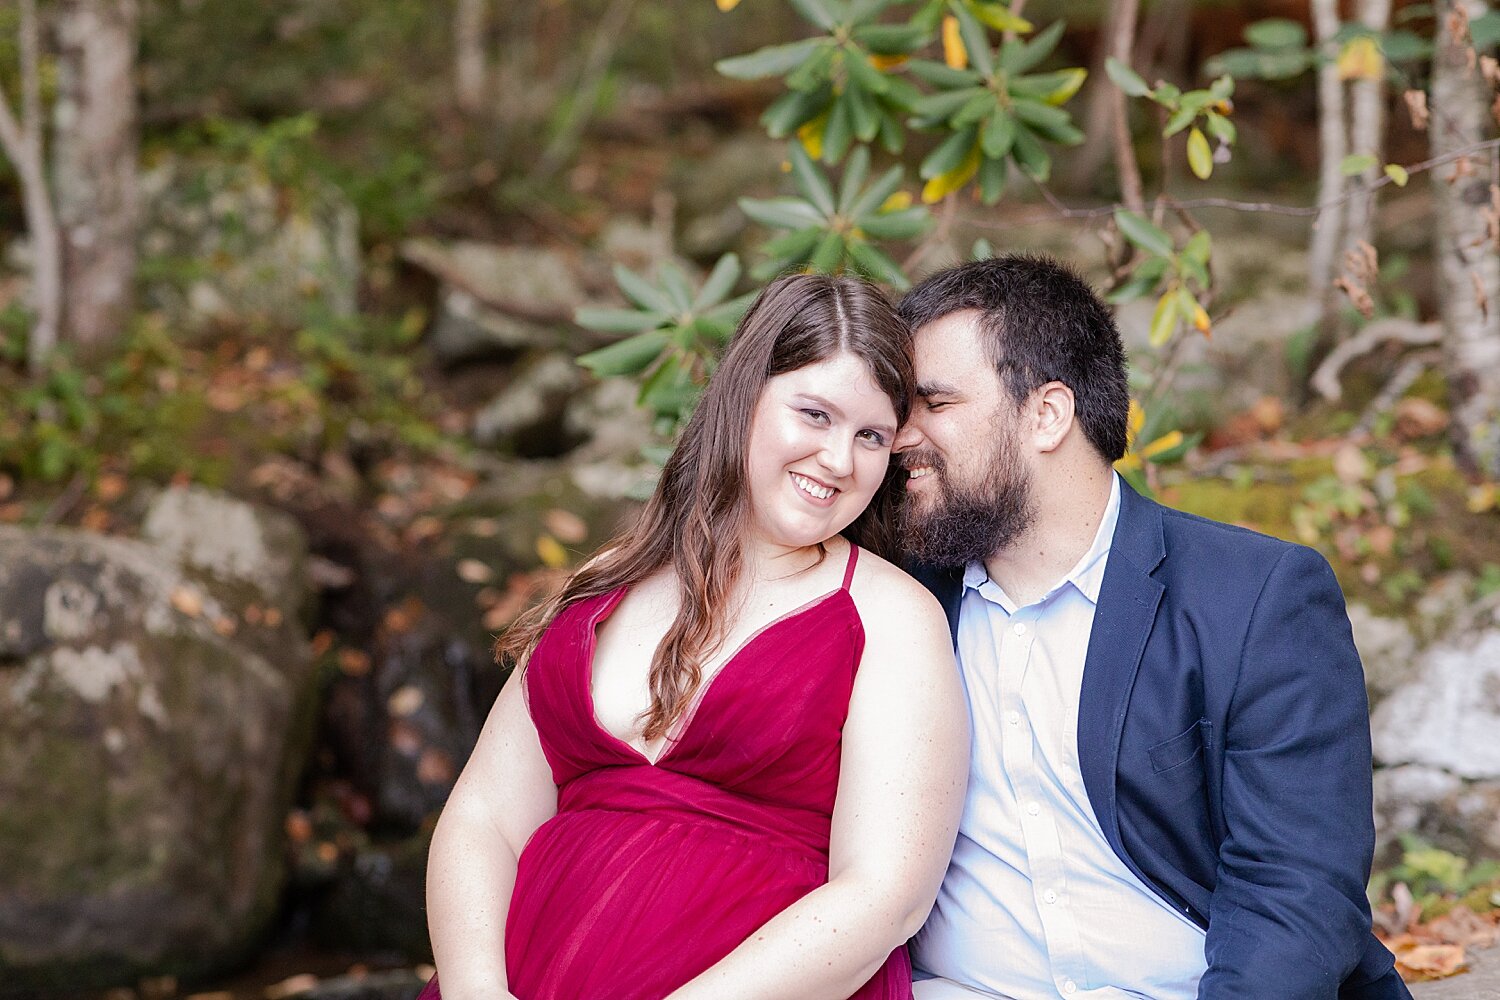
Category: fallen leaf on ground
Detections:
[
  {"x1": 170, "y1": 586, "x2": 204, "y2": 618},
  {"x1": 1393, "y1": 942, "x2": 1466, "y2": 980},
  {"x1": 457, "y1": 558, "x2": 495, "y2": 583},
  {"x1": 545, "y1": 508, "x2": 588, "y2": 543},
  {"x1": 265, "y1": 975, "x2": 319, "y2": 1000}
]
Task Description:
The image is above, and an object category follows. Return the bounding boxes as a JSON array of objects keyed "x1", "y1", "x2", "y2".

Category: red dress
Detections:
[{"x1": 420, "y1": 544, "x2": 912, "y2": 1000}]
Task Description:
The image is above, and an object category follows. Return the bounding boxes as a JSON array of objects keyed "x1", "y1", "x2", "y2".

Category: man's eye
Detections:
[{"x1": 926, "y1": 400, "x2": 949, "y2": 412}]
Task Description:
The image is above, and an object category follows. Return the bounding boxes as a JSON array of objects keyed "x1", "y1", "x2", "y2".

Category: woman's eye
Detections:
[
  {"x1": 857, "y1": 429, "x2": 888, "y2": 447},
  {"x1": 801, "y1": 408, "x2": 830, "y2": 424}
]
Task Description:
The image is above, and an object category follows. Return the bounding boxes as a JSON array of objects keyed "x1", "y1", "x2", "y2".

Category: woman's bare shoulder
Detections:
[{"x1": 846, "y1": 546, "x2": 947, "y2": 633}]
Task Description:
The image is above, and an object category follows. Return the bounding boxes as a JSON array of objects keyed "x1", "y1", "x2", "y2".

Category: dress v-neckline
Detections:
[{"x1": 581, "y1": 553, "x2": 859, "y2": 767}]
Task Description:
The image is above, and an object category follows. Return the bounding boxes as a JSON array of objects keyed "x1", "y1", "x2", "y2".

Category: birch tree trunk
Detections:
[
  {"x1": 0, "y1": 0, "x2": 64, "y2": 372},
  {"x1": 1431, "y1": 0, "x2": 1500, "y2": 477},
  {"x1": 1308, "y1": 0, "x2": 1348, "y2": 316},
  {"x1": 455, "y1": 0, "x2": 488, "y2": 115},
  {"x1": 1342, "y1": 0, "x2": 1392, "y2": 252},
  {"x1": 51, "y1": 0, "x2": 139, "y2": 354}
]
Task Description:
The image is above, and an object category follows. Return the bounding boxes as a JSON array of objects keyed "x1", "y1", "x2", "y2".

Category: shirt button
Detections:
[
  {"x1": 1007, "y1": 710, "x2": 1021, "y2": 726},
  {"x1": 1063, "y1": 981, "x2": 1077, "y2": 995},
  {"x1": 1043, "y1": 889, "x2": 1058, "y2": 904},
  {"x1": 1013, "y1": 622, "x2": 1027, "y2": 636},
  {"x1": 1026, "y1": 801, "x2": 1040, "y2": 816}
]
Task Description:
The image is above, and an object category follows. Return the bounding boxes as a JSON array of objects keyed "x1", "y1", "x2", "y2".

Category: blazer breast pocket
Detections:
[{"x1": 1147, "y1": 720, "x2": 1210, "y2": 803}]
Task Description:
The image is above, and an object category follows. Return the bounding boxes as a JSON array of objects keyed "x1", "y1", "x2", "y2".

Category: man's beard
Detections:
[{"x1": 897, "y1": 429, "x2": 1035, "y2": 567}]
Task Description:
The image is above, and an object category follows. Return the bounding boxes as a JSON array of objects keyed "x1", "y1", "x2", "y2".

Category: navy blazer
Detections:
[{"x1": 911, "y1": 481, "x2": 1411, "y2": 1000}]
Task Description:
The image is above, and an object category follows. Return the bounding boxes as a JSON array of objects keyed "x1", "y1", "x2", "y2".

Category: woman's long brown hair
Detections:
[{"x1": 496, "y1": 273, "x2": 914, "y2": 741}]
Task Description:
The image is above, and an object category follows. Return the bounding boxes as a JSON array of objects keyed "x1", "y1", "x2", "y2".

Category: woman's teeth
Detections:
[{"x1": 791, "y1": 473, "x2": 835, "y2": 500}]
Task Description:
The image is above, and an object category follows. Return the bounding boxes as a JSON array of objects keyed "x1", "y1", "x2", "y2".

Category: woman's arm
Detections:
[
  {"x1": 425, "y1": 669, "x2": 558, "y2": 1000},
  {"x1": 665, "y1": 571, "x2": 969, "y2": 1000}
]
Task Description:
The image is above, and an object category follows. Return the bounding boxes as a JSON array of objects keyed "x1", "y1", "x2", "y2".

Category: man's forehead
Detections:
[{"x1": 911, "y1": 309, "x2": 992, "y2": 377}]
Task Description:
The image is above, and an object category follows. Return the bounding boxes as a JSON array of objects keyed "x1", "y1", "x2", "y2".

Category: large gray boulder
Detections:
[
  {"x1": 1362, "y1": 588, "x2": 1500, "y2": 860},
  {"x1": 0, "y1": 488, "x2": 314, "y2": 988}
]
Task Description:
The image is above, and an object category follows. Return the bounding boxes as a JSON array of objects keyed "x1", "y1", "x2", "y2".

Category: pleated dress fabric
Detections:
[{"x1": 418, "y1": 544, "x2": 912, "y2": 1000}]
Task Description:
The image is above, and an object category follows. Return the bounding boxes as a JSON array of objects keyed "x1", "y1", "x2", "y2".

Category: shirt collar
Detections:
[{"x1": 962, "y1": 472, "x2": 1122, "y2": 607}]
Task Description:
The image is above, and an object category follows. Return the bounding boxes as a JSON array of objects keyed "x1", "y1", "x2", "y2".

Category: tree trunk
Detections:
[
  {"x1": 1343, "y1": 0, "x2": 1392, "y2": 254},
  {"x1": 1109, "y1": 0, "x2": 1144, "y2": 215},
  {"x1": 455, "y1": 0, "x2": 488, "y2": 115},
  {"x1": 1431, "y1": 0, "x2": 1500, "y2": 477},
  {"x1": 1308, "y1": 0, "x2": 1347, "y2": 317},
  {"x1": 0, "y1": 0, "x2": 64, "y2": 372},
  {"x1": 51, "y1": 0, "x2": 139, "y2": 354}
]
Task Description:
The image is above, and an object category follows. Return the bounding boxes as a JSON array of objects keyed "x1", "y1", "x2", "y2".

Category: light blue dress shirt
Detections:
[{"x1": 912, "y1": 474, "x2": 1207, "y2": 999}]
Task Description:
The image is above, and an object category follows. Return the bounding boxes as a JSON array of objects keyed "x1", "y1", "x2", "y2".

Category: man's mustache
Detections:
[{"x1": 900, "y1": 450, "x2": 946, "y2": 475}]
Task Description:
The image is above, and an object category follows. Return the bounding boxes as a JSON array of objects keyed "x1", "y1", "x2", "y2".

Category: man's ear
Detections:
[{"x1": 1031, "y1": 382, "x2": 1075, "y2": 453}]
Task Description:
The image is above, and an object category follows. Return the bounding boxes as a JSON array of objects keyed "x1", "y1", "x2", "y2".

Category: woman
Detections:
[{"x1": 423, "y1": 273, "x2": 967, "y2": 1000}]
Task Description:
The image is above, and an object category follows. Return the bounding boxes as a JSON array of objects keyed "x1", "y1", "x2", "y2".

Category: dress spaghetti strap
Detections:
[{"x1": 841, "y1": 542, "x2": 859, "y2": 591}]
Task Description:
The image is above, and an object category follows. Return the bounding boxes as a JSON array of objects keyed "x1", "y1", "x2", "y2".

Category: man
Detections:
[{"x1": 893, "y1": 255, "x2": 1409, "y2": 1000}]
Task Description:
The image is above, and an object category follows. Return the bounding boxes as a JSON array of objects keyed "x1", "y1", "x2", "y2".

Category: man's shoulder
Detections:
[{"x1": 1145, "y1": 493, "x2": 1306, "y2": 566}]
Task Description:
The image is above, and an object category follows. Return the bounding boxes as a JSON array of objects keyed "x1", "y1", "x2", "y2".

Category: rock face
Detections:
[
  {"x1": 0, "y1": 488, "x2": 314, "y2": 988},
  {"x1": 138, "y1": 154, "x2": 359, "y2": 328},
  {"x1": 1362, "y1": 591, "x2": 1500, "y2": 860}
]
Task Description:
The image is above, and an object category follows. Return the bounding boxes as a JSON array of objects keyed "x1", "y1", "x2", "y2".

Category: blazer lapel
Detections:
[{"x1": 1078, "y1": 481, "x2": 1166, "y2": 856}]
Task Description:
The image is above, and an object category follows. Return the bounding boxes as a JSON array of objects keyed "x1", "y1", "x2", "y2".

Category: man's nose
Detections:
[{"x1": 894, "y1": 422, "x2": 924, "y2": 453}]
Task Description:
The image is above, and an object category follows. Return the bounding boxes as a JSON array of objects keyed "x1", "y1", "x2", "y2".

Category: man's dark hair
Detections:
[{"x1": 898, "y1": 253, "x2": 1131, "y2": 462}]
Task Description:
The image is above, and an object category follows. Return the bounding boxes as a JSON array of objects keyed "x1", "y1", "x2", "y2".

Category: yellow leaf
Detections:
[
  {"x1": 1042, "y1": 67, "x2": 1089, "y2": 106},
  {"x1": 1187, "y1": 127, "x2": 1213, "y2": 180},
  {"x1": 1140, "y1": 429, "x2": 1185, "y2": 460},
  {"x1": 716, "y1": 0, "x2": 741, "y2": 9},
  {"x1": 921, "y1": 143, "x2": 981, "y2": 203},
  {"x1": 1192, "y1": 303, "x2": 1211, "y2": 337},
  {"x1": 1114, "y1": 453, "x2": 1142, "y2": 473},
  {"x1": 1384, "y1": 163, "x2": 1409, "y2": 187},
  {"x1": 536, "y1": 534, "x2": 569, "y2": 568},
  {"x1": 942, "y1": 15, "x2": 968, "y2": 70},
  {"x1": 881, "y1": 190, "x2": 913, "y2": 211},
  {"x1": 1468, "y1": 483, "x2": 1498, "y2": 513},
  {"x1": 1126, "y1": 399, "x2": 1145, "y2": 443},
  {"x1": 797, "y1": 112, "x2": 828, "y2": 160},
  {"x1": 870, "y1": 52, "x2": 909, "y2": 71},
  {"x1": 1148, "y1": 289, "x2": 1180, "y2": 346},
  {"x1": 1337, "y1": 36, "x2": 1384, "y2": 81}
]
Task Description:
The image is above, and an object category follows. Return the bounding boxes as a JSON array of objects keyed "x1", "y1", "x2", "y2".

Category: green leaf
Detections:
[
  {"x1": 1012, "y1": 99, "x2": 1083, "y2": 143},
  {"x1": 785, "y1": 44, "x2": 837, "y2": 91},
  {"x1": 761, "y1": 225, "x2": 825, "y2": 261},
  {"x1": 692, "y1": 254, "x2": 742, "y2": 311},
  {"x1": 848, "y1": 240, "x2": 910, "y2": 288},
  {"x1": 809, "y1": 229, "x2": 848, "y2": 272},
  {"x1": 1341, "y1": 153, "x2": 1378, "y2": 176},
  {"x1": 1148, "y1": 290, "x2": 1180, "y2": 347},
  {"x1": 844, "y1": 47, "x2": 891, "y2": 95},
  {"x1": 1208, "y1": 75, "x2": 1234, "y2": 101},
  {"x1": 905, "y1": 58, "x2": 984, "y2": 88},
  {"x1": 574, "y1": 307, "x2": 667, "y2": 333},
  {"x1": 971, "y1": 237, "x2": 995, "y2": 260},
  {"x1": 717, "y1": 38, "x2": 827, "y2": 80},
  {"x1": 762, "y1": 86, "x2": 832, "y2": 138},
  {"x1": 613, "y1": 264, "x2": 678, "y2": 314},
  {"x1": 847, "y1": 164, "x2": 906, "y2": 219},
  {"x1": 1004, "y1": 18, "x2": 1065, "y2": 75},
  {"x1": 1105, "y1": 57, "x2": 1151, "y2": 97},
  {"x1": 1010, "y1": 125, "x2": 1050, "y2": 180},
  {"x1": 981, "y1": 109, "x2": 1016, "y2": 159},
  {"x1": 1384, "y1": 163, "x2": 1410, "y2": 187},
  {"x1": 951, "y1": 3, "x2": 995, "y2": 78},
  {"x1": 852, "y1": 22, "x2": 931, "y2": 54},
  {"x1": 910, "y1": 86, "x2": 990, "y2": 122},
  {"x1": 877, "y1": 108, "x2": 904, "y2": 152},
  {"x1": 1114, "y1": 209, "x2": 1174, "y2": 257},
  {"x1": 857, "y1": 206, "x2": 931, "y2": 240},
  {"x1": 1186, "y1": 127, "x2": 1213, "y2": 180},
  {"x1": 977, "y1": 153, "x2": 1007, "y2": 204},
  {"x1": 837, "y1": 144, "x2": 872, "y2": 215},
  {"x1": 920, "y1": 125, "x2": 981, "y2": 179},
  {"x1": 1015, "y1": 66, "x2": 1088, "y2": 106},
  {"x1": 787, "y1": 0, "x2": 840, "y2": 31},
  {"x1": 1245, "y1": 17, "x2": 1307, "y2": 50},
  {"x1": 789, "y1": 142, "x2": 837, "y2": 214},
  {"x1": 739, "y1": 196, "x2": 826, "y2": 230},
  {"x1": 1104, "y1": 274, "x2": 1160, "y2": 304},
  {"x1": 656, "y1": 261, "x2": 695, "y2": 313},
  {"x1": 1204, "y1": 111, "x2": 1237, "y2": 146},
  {"x1": 953, "y1": 91, "x2": 999, "y2": 128},
  {"x1": 1378, "y1": 30, "x2": 1431, "y2": 63},
  {"x1": 1163, "y1": 106, "x2": 1196, "y2": 137},
  {"x1": 1182, "y1": 229, "x2": 1211, "y2": 271},
  {"x1": 846, "y1": 81, "x2": 881, "y2": 142},
  {"x1": 822, "y1": 95, "x2": 854, "y2": 162},
  {"x1": 577, "y1": 329, "x2": 670, "y2": 376}
]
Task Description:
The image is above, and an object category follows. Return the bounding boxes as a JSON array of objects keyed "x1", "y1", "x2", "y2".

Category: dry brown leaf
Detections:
[
  {"x1": 336, "y1": 648, "x2": 371, "y2": 677},
  {"x1": 170, "y1": 585, "x2": 204, "y2": 618},
  {"x1": 417, "y1": 748, "x2": 456, "y2": 786},
  {"x1": 545, "y1": 508, "x2": 588, "y2": 544},
  {"x1": 1333, "y1": 443, "x2": 1372, "y2": 484},
  {"x1": 213, "y1": 616, "x2": 238, "y2": 637},
  {"x1": 388, "y1": 718, "x2": 422, "y2": 755},
  {"x1": 1405, "y1": 89, "x2": 1430, "y2": 130},
  {"x1": 0, "y1": 472, "x2": 12, "y2": 502},
  {"x1": 265, "y1": 975, "x2": 319, "y2": 1000},
  {"x1": 264, "y1": 607, "x2": 283, "y2": 628},
  {"x1": 1394, "y1": 398, "x2": 1449, "y2": 439},
  {"x1": 1473, "y1": 269, "x2": 1490, "y2": 321},
  {"x1": 468, "y1": 517, "x2": 501, "y2": 537},
  {"x1": 94, "y1": 471, "x2": 127, "y2": 502},
  {"x1": 310, "y1": 629, "x2": 336, "y2": 656},
  {"x1": 1426, "y1": 906, "x2": 1500, "y2": 949},
  {"x1": 1394, "y1": 943, "x2": 1467, "y2": 980},
  {"x1": 388, "y1": 685, "x2": 425, "y2": 718},
  {"x1": 284, "y1": 810, "x2": 313, "y2": 844},
  {"x1": 457, "y1": 558, "x2": 495, "y2": 584}
]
